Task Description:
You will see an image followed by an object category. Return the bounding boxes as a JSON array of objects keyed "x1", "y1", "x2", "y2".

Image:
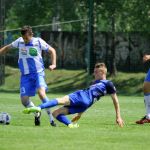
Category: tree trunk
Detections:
[
  {"x1": 87, "y1": 0, "x2": 96, "y2": 74},
  {"x1": 110, "y1": 14, "x2": 117, "y2": 76}
]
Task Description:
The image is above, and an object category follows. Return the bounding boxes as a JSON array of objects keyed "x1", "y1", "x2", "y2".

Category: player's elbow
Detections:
[{"x1": 0, "y1": 44, "x2": 11, "y2": 55}]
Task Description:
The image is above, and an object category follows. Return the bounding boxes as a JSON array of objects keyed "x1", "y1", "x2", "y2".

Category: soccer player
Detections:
[
  {"x1": 0, "y1": 26, "x2": 57, "y2": 126},
  {"x1": 136, "y1": 55, "x2": 150, "y2": 124},
  {"x1": 23, "y1": 63, "x2": 124, "y2": 128}
]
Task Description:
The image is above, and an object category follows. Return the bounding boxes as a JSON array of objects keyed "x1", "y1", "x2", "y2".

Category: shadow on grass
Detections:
[
  {"x1": 47, "y1": 71, "x2": 86, "y2": 86},
  {"x1": 0, "y1": 73, "x2": 144, "y2": 96},
  {"x1": 46, "y1": 70, "x2": 92, "y2": 94},
  {"x1": 0, "y1": 89, "x2": 19, "y2": 94},
  {"x1": 113, "y1": 77, "x2": 143, "y2": 95}
]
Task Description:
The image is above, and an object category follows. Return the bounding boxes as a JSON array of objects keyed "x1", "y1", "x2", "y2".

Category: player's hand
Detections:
[
  {"x1": 49, "y1": 64, "x2": 56, "y2": 71},
  {"x1": 143, "y1": 55, "x2": 150, "y2": 63},
  {"x1": 116, "y1": 117, "x2": 124, "y2": 127},
  {"x1": 71, "y1": 115, "x2": 81, "y2": 122}
]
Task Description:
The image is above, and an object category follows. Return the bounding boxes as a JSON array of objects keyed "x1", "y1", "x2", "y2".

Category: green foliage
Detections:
[
  {"x1": 5, "y1": 0, "x2": 150, "y2": 31},
  {"x1": 5, "y1": 0, "x2": 87, "y2": 31}
]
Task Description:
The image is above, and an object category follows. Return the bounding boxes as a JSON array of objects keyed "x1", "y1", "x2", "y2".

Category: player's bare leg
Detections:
[
  {"x1": 56, "y1": 96, "x2": 71, "y2": 105},
  {"x1": 38, "y1": 87, "x2": 56, "y2": 126}
]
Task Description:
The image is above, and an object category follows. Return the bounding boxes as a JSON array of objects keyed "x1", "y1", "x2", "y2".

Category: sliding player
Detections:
[
  {"x1": 23, "y1": 63, "x2": 124, "y2": 128},
  {"x1": 0, "y1": 26, "x2": 56, "y2": 126},
  {"x1": 136, "y1": 55, "x2": 150, "y2": 124}
]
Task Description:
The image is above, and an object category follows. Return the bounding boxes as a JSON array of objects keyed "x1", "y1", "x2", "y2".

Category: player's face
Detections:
[
  {"x1": 22, "y1": 33, "x2": 32, "y2": 43},
  {"x1": 94, "y1": 67, "x2": 104, "y2": 79}
]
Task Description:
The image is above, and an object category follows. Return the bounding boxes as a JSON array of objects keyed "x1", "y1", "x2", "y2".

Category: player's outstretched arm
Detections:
[
  {"x1": 111, "y1": 93, "x2": 124, "y2": 127},
  {"x1": 48, "y1": 47, "x2": 56, "y2": 71},
  {"x1": 0, "y1": 44, "x2": 12, "y2": 55},
  {"x1": 71, "y1": 112, "x2": 83, "y2": 123}
]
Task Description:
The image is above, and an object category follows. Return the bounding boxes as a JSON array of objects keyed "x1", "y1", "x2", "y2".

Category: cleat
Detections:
[
  {"x1": 136, "y1": 116, "x2": 150, "y2": 124},
  {"x1": 50, "y1": 120, "x2": 57, "y2": 127},
  {"x1": 23, "y1": 106, "x2": 41, "y2": 114},
  {"x1": 68, "y1": 123, "x2": 79, "y2": 128},
  {"x1": 35, "y1": 112, "x2": 41, "y2": 126}
]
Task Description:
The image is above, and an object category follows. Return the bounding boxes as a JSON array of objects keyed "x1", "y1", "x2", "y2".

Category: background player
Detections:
[
  {"x1": 136, "y1": 55, "x2": 150, "y2": 124},
  {"x1": 0, "y1": 25, "x2": 56, "y2": 126},
  {"x1": 23, "y1": 63, "x2": 124, "y2": 128}
]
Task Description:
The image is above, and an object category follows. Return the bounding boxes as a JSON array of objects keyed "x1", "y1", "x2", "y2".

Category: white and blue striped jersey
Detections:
[{"x1": 11, "y1": 37, "x2": 51, "y2": 75}]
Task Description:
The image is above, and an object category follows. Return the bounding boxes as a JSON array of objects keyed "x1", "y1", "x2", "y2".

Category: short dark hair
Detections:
[{"x1": 21, "y1": 25, "x2": 33, "y2": 36}]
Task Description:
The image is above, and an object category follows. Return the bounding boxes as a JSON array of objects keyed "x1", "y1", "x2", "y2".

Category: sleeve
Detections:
[
  {"x1": 38, "y1": 38, "x2": 52, "y2": 52},
  {"x1": 11, "y1": 38, "x2": 20, "y2": 48},
  {"x1": 107, "y1": 81, "x2": 116, "y2": 94}
]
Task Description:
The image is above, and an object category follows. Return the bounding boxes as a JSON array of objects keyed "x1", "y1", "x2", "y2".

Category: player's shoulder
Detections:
[
  {"x1": 35, "y1": 37, "x2": 46, "y2": 42},
  {"x1": 15, "y1": 37, "x2": 23, "y2": 42},
  {"x1": 100, "y1": 79, "x2": 115, "y2": 87},
  {"x1": 100, "y1": 79, "x2": 113, "y2": 84},
  {"x1": 31, "y1": 37, "x2": 40, "y2": 42},
  {"x1": 106, "y1": 80, "x2": 115, "y2": 86},
  {"x1": 31, "y1": 37, "x2": 45, "y2": 45},
  {"x1": 12, "y1": 37, "x2": 24, "y2": 46}
]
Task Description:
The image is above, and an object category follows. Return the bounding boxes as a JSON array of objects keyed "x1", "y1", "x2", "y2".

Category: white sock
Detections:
[
  {"x1": 26, "y1": 100, "x2": 35, "y2": 108},
  {"x1": 46, "y1": 109, "x2": 54, "y2": 123},
  {"x1": 144, "y1": 95, "x2": 150, "y2": 119}
]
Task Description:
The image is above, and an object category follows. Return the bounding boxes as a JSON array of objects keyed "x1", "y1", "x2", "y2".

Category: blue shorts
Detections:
[
  {"x1": 20, "y1": 71, "x2": 47, "y2": 97},
  {"x1": 145, "y1": 69, "x2": 150, "y2": 82},
  {"x1": 67, "y1": 90, "x2": 92, "y2": 114}
]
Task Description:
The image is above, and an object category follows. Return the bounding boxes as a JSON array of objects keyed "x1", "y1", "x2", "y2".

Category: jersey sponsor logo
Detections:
[
  {"x1": 21, "y1": 48, "x2": 27, "y2": 55},
  {"x1": 29, "y1": 48, "x2": 38, "y2": 56}
]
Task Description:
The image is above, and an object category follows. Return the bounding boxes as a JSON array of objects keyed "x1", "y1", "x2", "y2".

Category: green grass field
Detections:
[
  {"x1": 0, "y1": 93, "x2": 149, "y2": 150},
  {"x1": 0, "y1": 67, "x2": 149, "y2": 150}
]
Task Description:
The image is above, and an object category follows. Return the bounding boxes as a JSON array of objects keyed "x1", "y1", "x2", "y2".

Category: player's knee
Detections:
[
  {"x1": 57, "y1": 96, "x2": 70, "y2": 105},
  {"x1": 38, "y1": 89, "x2": 46, "y2": 99}
]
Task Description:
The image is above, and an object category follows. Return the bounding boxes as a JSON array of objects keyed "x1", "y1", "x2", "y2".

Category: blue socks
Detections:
[
  {"x1": 56, "y1": 114, "x2": 71, "y2": 125},
  {"x1": 39, "y1": 99, "x2": 58, "y2": 109},
  {"x1": 41, "y1": 97, "x2": 54, "y2": 123},
  {"x1": 41, "y1": 97, "x2": 49, "y2": 103},
  {"x1": 40, "y1": 98, "x2": 71, "y2": 126}
]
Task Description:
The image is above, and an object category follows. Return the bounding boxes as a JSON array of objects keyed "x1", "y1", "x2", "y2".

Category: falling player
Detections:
[
  {"x1": 0, "y1": 26, "x2": 56, "y2": 126},
  {"x1": 23, "y1": 63, "x2": 124, "y2": 128}
]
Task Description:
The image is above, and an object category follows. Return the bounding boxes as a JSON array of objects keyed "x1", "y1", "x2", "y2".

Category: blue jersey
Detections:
[
  {"x1": 87, "y1": 79, "x2": 116, "y2": 103},
  {"x1": 68, "y1": 79, "x2": 116, "y2": 114}
]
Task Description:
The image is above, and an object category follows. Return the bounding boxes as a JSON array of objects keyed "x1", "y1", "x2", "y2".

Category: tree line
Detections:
[{"x1": 3, "y1": 0, "x2": 150, "y2": 75}]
